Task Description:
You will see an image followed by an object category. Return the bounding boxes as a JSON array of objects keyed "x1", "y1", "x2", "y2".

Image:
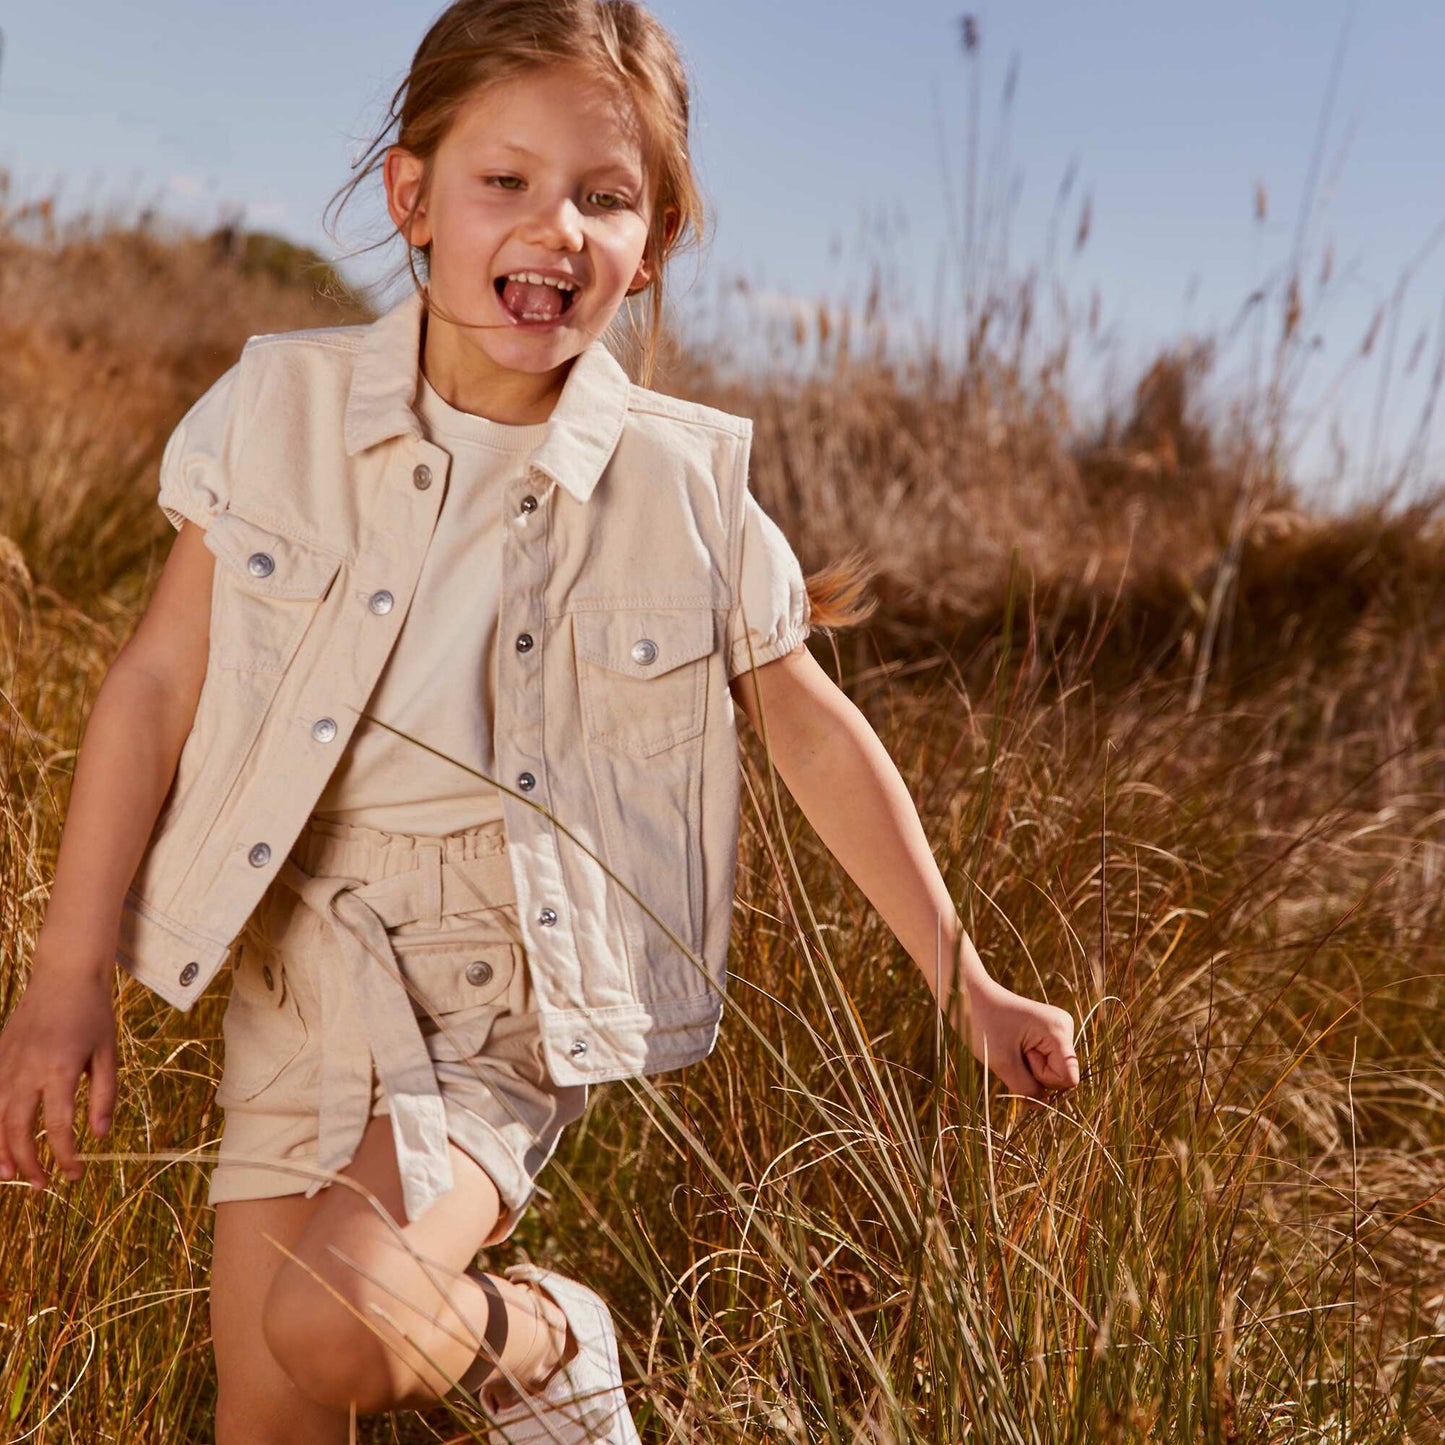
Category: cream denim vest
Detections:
[{"x1": 116, "y1": 288, "x2": 795, "y2": 1087}]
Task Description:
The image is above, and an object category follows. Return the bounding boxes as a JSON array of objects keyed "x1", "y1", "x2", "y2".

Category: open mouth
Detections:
[{"x1": 494, "y1": 274, "x2": 578, "y2": 325}]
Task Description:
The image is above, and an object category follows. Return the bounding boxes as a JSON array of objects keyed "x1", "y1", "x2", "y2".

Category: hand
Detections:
[
  {"x1": 940, "y1": 974, "x2": 1080, "y2": 1108},
  {"x1": 0, "y1": 960, "x2": 118, "y2": 1189}
]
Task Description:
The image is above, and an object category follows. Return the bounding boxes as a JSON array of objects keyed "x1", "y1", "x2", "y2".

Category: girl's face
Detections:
[{"x1": 385, "y1": 65, "x2": 658, "y2": 399}]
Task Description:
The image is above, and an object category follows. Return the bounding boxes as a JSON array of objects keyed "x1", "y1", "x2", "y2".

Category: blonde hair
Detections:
[{"x1": 324, "y1": 0, "x2": 704, "y2": 387}]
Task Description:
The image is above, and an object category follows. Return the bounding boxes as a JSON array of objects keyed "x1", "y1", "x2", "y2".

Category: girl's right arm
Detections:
[{"x1": 0, "y1": 520, "x2": 217, "y2": 1190}]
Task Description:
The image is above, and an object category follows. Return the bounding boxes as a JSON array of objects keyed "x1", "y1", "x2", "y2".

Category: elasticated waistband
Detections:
[{"x1": 290, "y1": 815, "x2": 508, "y2": 883}]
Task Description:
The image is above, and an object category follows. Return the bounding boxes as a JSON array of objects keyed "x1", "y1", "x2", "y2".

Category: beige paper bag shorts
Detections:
[{"x1": 206, "y1": 815, "x2": 589, "y2": 1247}]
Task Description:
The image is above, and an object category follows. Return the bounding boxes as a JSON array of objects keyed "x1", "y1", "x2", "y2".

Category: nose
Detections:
[{"x1": 521, "y1": 191, "x2": 584, "y2": 253}]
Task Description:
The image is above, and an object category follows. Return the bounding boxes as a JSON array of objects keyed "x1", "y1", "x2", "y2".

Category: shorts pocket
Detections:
[
  {"x1": 389, "y1": 935, "x2": 523, "y2": 1064},
  {"x1": 572, "y1": 606, "x2": 715, "y2": 758},
  {"x1": 215, "y1": 937, "x2": 310, "y2": 1106}
]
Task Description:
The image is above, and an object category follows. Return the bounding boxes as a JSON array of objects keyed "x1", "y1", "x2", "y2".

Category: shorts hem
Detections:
[{"x1": 206, "y1": 1103, "x2": 544, "y2": 1249}]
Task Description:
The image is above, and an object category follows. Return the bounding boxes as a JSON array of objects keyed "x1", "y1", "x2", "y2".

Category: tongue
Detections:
[{"x1": 501, "y1": 279, "x2": 563, "y2": 320}]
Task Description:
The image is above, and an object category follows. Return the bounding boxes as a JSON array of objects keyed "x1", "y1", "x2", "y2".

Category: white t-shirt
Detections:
[
  {"x1": 310, "y1": 369, "x2": 813, "y2": 836},
  {"x1": 311, "y1": 371, "x2": 549, "y2": 833}
]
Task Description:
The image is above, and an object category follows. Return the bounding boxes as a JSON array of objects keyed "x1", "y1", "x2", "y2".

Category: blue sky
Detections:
[{"x1": 4, "y1": 0, "x2": 1443, "y2": 506}]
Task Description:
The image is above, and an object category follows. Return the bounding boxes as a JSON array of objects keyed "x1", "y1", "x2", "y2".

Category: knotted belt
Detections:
[{"x1": 273, "y1": 837, "x2": 518, "y2": 1224}]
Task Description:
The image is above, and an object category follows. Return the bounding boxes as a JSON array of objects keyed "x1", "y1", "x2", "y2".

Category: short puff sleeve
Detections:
[
  {"x1": 725, "y1": 489, "x2": 812, "y2": 680},
  {"x1": 156, "y1": 361, "x2": 242, "y2": 532}
]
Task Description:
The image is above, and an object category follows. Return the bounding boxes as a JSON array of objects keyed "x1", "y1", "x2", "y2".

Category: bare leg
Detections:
[
  {"x1": 211, "y1": 1193, "x2": 352, "y2": 1444},
  {"x1": 260, "y1": 1113, "x2": 575, "y2": 1417}
]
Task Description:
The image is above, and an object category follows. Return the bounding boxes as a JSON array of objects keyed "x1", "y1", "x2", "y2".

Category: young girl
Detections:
[{"x1": 0, "y1": 1, "x2": 1079, "y2": 1440}]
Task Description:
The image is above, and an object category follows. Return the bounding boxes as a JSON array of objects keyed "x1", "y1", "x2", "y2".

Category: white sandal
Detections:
[{"x1": 482, "y1": 1263, "x2": 643, "y2": 1445}]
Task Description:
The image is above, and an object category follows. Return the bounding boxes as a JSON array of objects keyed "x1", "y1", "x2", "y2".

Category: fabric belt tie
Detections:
[{"x1": 273, "y1": 842, "x2": 517, "y2": 1224}]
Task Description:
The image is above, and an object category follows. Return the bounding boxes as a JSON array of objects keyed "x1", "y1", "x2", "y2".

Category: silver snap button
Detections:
[
  {"x1": 465, "y1": 959, "x2": 493, "y2": 986},
  {"x1": 178, "y1": 961, "x2": 199, "y2": 986},
  {"x1": 569, "y1": 1039, "x2": 587, "y2": 1057},
  {"x1": 311, "y1": 717, "x2": 338, "y2": 743},
  {"x1": 247, "y1": 842, "x2": 271, "y2": 867},
  {"x1": 368, "y1": 590, "x2": 394, "y2": 615},
  {"x1": 413, "y1": 463, "x2": 432, "y2": 490},
  {"x1": 519, "y1": 495, "x2": 538, "y2": 514},
  {"x1": 516, "y1": 632, "x2": 534, "y2": 652},
  {"x1": 518, "y1": 772, "x2": 535, "y2": 791},
  {"x1": 538, "y1": 907, "x2": 557, "y2": 927},
  {"x1": 262, "y1": 964, "x2": 275, "y2": 991},
  {"x1": 631, "y1": 638, "x2": 658, "y2": 666},
  {"x1": 247, "y1": 551, "x2": 275, "y2": 578}
]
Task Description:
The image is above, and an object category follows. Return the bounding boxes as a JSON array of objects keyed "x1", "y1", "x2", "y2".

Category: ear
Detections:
[
  {"x1": 627, "y1": 205, "x2": 681, "y2": 294},
  {"x1": 383, "y1": 146, "x2": 432, "y2": 249}
]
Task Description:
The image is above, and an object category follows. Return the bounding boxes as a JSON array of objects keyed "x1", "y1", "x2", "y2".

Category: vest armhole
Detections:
[{"x1": 725, "y1": 424, "x2": 752, "y2": 613}]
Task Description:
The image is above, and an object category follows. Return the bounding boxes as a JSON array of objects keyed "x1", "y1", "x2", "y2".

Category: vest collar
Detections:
[{"x1": 343, "y1": 286, "x2": 631, "y2": 505}]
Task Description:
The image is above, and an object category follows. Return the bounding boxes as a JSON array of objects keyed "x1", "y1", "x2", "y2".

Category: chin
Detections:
[{"x1": 481, "y1": 336, "x2": 583, "y2": 373}]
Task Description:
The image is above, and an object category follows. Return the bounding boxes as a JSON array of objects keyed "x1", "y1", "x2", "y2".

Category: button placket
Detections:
[{"x1": 499, "y1": 474, "x2": 568, "y2": 1010}]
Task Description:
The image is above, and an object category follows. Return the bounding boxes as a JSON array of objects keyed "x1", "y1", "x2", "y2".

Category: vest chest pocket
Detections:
[
  {"x1": 572, "y1": 606, "x2": 716, "y2": 758},
  {"x1": 203, "y1": 512, "x2": 343, "y2": 674}
]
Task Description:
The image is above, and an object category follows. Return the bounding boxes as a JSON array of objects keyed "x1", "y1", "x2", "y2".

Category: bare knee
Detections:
[{"x1": 261, "y1": 1254, "x2": 402, "y2": 1414}]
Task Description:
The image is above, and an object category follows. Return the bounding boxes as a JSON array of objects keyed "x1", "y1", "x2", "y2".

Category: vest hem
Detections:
[
  {"x1": 116, "y1": 889, "x2": 231, "y2": 1013},
  {"x1": 538, "y1": 997, "x2": 724, "y2": 1085}
]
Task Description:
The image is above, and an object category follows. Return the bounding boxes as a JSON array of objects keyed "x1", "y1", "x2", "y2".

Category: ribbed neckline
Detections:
[{"x1": 415, "y1": 371, "x2": 552, "y2": 453}]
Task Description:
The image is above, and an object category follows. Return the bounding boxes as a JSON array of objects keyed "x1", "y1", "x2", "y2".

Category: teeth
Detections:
[{"x1": 504, "y1": 271, "x2": 577, "y2": 291}]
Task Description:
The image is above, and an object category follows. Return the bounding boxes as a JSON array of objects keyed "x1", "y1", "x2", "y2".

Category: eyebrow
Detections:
[{"x1": 492, "y1": 141, "x2": 641, "y2": 180}]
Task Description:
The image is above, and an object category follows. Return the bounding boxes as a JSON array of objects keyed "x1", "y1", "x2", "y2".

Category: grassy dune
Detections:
[{"x1": 1, "y1": 188, "x2": 1442, "y2": 1442}]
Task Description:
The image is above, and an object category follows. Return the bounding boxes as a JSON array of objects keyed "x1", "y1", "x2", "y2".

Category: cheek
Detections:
[
  {"x1": 437, "y1": 198, "x2": 494, "y2": 239},
  {"x1": 608, "y1": 222, "x2": 653, "y2": 277},
  {"x1": 430, "y1": 215, "x2": 495, "y2": 270}
]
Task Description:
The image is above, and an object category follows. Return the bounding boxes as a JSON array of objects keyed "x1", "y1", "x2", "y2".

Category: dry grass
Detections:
[{"x1": 1, "y1": 156, "x2": 1442, "y2": 1444}]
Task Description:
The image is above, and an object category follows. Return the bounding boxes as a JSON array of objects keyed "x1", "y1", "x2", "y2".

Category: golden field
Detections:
[{"x1": 1, "y1": 180, "x2": 1442, "y2": 1442}]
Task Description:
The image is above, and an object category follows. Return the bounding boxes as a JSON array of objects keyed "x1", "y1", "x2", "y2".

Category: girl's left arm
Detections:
[{"x1": 731, "y1": 645, "x2": 1080, "y2": 1105}]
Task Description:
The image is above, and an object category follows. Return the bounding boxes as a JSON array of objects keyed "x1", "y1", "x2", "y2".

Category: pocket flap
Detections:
[
  {"x1": 393, "y1": 938, "x2": 521, "y2": 1019},
  {"x1": 230, "y1": 941, "x2": 291, "y2": 1011},
  {"x1": 573, "y1": 607, "x2": 716, "y2": 679},
  {"x1": 204, "y1": 512, "x2": 343, "y2": 600}
]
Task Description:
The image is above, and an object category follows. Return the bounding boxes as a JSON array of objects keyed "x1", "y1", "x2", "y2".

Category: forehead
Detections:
[{"x1": 445, "y1": 67, "x2": 647, "y2": 167}]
